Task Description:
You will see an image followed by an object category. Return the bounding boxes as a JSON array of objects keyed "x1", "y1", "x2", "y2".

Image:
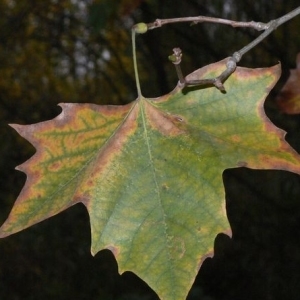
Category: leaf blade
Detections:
[
  {"x1": 0, "y1": 102, "x2": 134, "y2": 236},
  {"x1": 1, "y1": 59, "x2": 300, "y2": 300}
]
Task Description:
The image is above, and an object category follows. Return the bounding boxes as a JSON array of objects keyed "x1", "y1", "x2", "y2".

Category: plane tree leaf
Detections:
[
  {"x1": 276, "y1": 52, "x2": 300, "y2": 114},
  {"x1": 1, "y1": 59, "x2": 300, "y2": 300}
]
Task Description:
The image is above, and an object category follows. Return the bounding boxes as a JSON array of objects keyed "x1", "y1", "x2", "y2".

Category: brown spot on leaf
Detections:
[
  {"x1": 231, "y1": 135, "x2": 241, "y2": 143},
  {"x1": 48, "y1": 162, "x2": 61, "y2": 171}
]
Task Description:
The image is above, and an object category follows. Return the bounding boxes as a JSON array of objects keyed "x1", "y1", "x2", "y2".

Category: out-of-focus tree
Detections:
[{"x1": 0, "y1": 0, "x2": 139, "y2": 215}]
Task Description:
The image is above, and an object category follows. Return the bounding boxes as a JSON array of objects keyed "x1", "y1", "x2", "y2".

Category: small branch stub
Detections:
[{"x1": 169, "y1": 48, "x2": 185, "y2": 85}]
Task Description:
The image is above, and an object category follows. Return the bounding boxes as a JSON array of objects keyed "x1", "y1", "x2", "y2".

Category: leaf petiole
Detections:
[{"x1": 131, "y1": 28, "x2": 142, "y2": 98}]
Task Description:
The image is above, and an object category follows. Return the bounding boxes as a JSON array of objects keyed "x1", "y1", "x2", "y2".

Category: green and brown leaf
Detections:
[
  {"x1": 1, "y1": 59, "x2": 300, "y2": 300},
  {"x1": 276, "y1": 52, "x2": 300, "y2": 114}
]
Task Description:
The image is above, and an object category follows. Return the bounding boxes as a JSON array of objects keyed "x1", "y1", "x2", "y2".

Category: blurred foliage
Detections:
[{"x1": 0, "y1": 0, "x2": 300, "y2": 299}]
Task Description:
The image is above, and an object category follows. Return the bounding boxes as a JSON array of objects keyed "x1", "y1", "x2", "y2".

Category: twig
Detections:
[
  {"x1": 168, "y1": 48, "x2": 185, "y2": 85},
  {"x1": 147, "y1": 16, "x2": 268, "y2": 31},
  {"x1": 132, "y1": 6, "x2": 300, "y2": 93}
]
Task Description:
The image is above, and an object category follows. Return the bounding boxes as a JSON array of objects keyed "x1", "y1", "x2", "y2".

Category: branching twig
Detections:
[{"x1": 132, "y1": 6, "x2": 300, "y2": 94}]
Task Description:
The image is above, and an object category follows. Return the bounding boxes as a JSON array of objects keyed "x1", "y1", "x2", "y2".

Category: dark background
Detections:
[{"x1": 0, "y1": 1, "x2": 300, "y2": 299}]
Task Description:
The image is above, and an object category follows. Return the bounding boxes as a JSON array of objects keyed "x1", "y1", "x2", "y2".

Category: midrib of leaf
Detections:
[{"x1": 140, "y1": 98, "x2": 177, "y2": 298}]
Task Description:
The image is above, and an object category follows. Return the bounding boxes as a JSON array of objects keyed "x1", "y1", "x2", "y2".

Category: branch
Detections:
[
  {"x1": 132, "y1": 6, "x2": 300, "y2": 93},
  {"x1": 146, "y1": 16, "x2": 268, "y2": 31}
]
